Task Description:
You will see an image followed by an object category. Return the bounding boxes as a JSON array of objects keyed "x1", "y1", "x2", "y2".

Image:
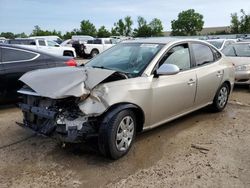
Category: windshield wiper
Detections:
[{"x1": 232, "y1": 47, "x2": 238, "y2": 56}]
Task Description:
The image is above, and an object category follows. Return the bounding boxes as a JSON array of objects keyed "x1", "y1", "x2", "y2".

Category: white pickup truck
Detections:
[
  {"x1": 7, "y1": 38, "x2": 76, "y2": 57},
  {"x1": 84, "y1": 38, "x2": 116, "y2": 57}
]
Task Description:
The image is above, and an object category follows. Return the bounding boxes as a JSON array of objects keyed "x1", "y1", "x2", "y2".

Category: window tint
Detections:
[
  {"x1": 207, "y1": 40, "x2": 223, "y2": 49},
  {"x1": 192, "y1": 43, "x2": 214, "y2": 66},
  {"x1": 47, "y1": 40, "x2": 59, "y2": 47},
  {"x1": 2, "y1": 48, "x2": 37, "y2": 62},
  {"x1": 161, "y1": 44, "x2": 191, "y2": 71},
  {"x1": 9, "y1": 40, "x2": 35, "y2": 45},
  {"x1": 104, "y1": 39, "x2": 111, "y2": 44},
  {"x1": 38, "y1": 40, "x2": 46, "y2": 46},
  {"x1": 93, "y1": 39, "x2": 102, "y2": 44}
]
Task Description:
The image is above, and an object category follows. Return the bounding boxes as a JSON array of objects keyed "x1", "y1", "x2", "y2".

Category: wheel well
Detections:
[
  {"x1": 102, "y1": 103, "x2": 145, "y2": 133},
  {"x1": 63, "y1": 50, "x2": 74, "y2": 56},
  {"x1": 91, "y1": 49, "x2": 99, "y2": 53},
  {"x1": 223, "y1": 81, "x2": 231, "y2": 93}
]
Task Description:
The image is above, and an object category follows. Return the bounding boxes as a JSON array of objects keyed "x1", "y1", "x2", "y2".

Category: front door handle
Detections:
[{"x1": 187, "y1": 79, "x2": 196, "y2": 85}]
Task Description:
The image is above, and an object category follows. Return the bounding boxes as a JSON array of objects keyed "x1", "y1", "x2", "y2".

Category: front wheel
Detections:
[
  {"x1": 98, "y1": 109, "x2": 136, "y2": 159},
  {"x1": 212, "y1": 83, "x2": 230, "y2": 112}
]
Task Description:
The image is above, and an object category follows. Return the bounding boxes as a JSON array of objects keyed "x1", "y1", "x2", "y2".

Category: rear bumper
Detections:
[{"x1": 235, "y1": 70, "x2": 250, "y2": 85}]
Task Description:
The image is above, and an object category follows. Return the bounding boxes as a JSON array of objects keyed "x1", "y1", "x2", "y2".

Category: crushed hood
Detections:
[{"x1": 19, "y1": 67, "x2": 115, "y2": 99}]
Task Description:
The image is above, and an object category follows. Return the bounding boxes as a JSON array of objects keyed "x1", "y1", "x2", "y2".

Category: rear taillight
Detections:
[{"x1": 65, "y1": 59, "x2": 77, "y2": 67}]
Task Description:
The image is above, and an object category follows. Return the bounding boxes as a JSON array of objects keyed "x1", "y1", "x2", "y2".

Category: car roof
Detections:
[
  {"x1": 0, "y1": 44, "x2": 70, "y2": 59},
  {"x1": 122, "y1": 37, "x2": 209, "y2": 45}
]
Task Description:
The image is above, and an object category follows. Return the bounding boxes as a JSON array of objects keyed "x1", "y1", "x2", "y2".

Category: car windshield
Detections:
[
  {"x1": 86, "y1": 43, "x2": 164, "y2": 77},
  {"x1": 207, "y1": 40, "x2": 224, "y2": 49},
  {"x1": 222, "y1": 43, "x2": 250, "y2": 57}
]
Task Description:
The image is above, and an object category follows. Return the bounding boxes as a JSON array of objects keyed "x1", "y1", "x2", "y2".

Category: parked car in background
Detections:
[
  {"x1": 29, "y1": 36, "x2": 63, "y2": 44},
  {"x1": 222, "y1": 42, "x2": 250, "y2": 85},
  {"x1": 0, "y1": 37, "x2": 6, "y2": 44},
  {"x1": 61, "y1": 39, "x2": 74, "y2": 47},
  {"x1": 207, "y1": 39, "x2": 236, "y2": 51},
  {"x1": 71, "y1": 35, "x2": 94, "y2": 42},
  {"x1": 18, "y1": 38, "x2": 234, "y2": 159},
  {"x1": 0, "y1": 44, "x2": 77, "y2": 103},
  {"x1": 239, "y1": 36, "x2": 250, "y2": 42},
  {"x1": 6, "y1": 38, "x2": 76, "y2": 57},
  {"x1": 70, "y1": 36, "x2": 94, "y2": 58},
  {"x1": 84, "y1": 38, "x2": 117, "y2": 58}
]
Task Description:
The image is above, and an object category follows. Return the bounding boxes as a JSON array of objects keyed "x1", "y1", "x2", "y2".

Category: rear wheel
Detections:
[
  {"x1": 91, "y1": 49, "x2": 99, "y2": 58},
  {"x1": 98, "y1": 109, "x2": 136, "y2": 159},
  {"x1": 212, "y1": 83, "x2": 230, "y2": 112}
]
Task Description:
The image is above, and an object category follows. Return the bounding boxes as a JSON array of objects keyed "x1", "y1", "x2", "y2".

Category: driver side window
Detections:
[{"x1": 160, "y1": 44, "x2": 191, "y2": 71}]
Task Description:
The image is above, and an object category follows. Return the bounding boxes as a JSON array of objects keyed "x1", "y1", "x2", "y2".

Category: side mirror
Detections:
[
  {"x1": 156, "y1": 64, "x2": 180, "y2": 75},
  {"x1": 55, "y1": 44, "x2": 60, "y2": 47}
]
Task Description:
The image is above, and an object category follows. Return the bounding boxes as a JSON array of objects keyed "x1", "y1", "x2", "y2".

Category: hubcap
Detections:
[
  {"x1": 217, "y1": 87, "x2": 228, "y2": 108},
  {"x1": 116, "y1": 116, "x2": 134, "y2": 151}
]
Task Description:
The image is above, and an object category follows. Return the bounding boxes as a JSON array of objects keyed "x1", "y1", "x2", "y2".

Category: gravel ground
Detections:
[{"x1": 0, "y1": 86, "x2": 249, "y2": 188}]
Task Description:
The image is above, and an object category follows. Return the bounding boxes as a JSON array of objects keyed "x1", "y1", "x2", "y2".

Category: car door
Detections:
[
  {"x1": 150, "y1": 43, "x2": 197, "y2": 126},
  {"x1": 42, "y1": 40, "x2": 62, "y2": 56},
  {"x1": 1, "y1": 46, "x2": 41, "y2": 96},
  {"x1": 190, "y1": 43, "x2": 224, "y2": 106}
]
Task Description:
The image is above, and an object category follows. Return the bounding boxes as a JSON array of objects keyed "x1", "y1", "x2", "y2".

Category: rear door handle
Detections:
[{"x1": 187, "y1": 79, "x2": 196, "y2": 85}]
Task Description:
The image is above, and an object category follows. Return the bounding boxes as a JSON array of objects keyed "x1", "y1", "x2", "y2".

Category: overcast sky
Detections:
[{"x1": 0, "y1": 0, "x2": 249, "y2": 34}]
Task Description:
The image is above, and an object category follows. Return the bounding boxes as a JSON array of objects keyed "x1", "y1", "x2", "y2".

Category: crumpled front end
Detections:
[
  {"x1": 18, "y1": 94, "x2": 100, "y2": 143},
  {"x1": 17, "y1": 66, "x2": 127, "y2": 142}
]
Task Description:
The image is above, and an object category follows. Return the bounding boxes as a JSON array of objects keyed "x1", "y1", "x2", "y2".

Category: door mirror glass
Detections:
[{"x1": 156, "y1": 64, "x2": 180, "y2": 75}]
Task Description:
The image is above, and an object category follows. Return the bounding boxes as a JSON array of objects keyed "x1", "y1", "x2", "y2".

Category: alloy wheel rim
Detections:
[
  {"x1": 116, "y1": 116, "x2": 134, "y2": 152},
  {"x1": 218, "y1": 87, "x2": 228, "y2": 108}
]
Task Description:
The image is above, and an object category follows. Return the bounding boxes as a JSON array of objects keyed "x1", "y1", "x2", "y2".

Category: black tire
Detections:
[
  {"x1": 212, "y1": 83, "x2": 230, "y2": 112},
  {"x1": 91, "y1": 49, "x2": 99, "y2": 58},
  {"x1": 98, "y1": 109, "x2": 136, "y2": 160}
]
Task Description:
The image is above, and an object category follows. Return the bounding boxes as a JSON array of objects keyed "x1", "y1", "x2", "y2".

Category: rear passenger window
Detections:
[
  {"x1": 192, "y1": 43, "x2": 214, "y2": 66},
  {"x1": 104, "y1": 40, "x2": 111, "y2": 44},
  {"x1": 2, "y1": 48, "x2": 37, "y2": 62},
  {"x1": 38, "y1": 40, "x2": 46, "y2": 46}
]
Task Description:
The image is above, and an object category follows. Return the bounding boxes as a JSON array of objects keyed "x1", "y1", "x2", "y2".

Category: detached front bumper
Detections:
[
  {"x1": 235, "y1": 70, "x2": 250, "y2": 85},
  {"x1": 18, "y1": 103, "x2": 97, "y2": 143}
]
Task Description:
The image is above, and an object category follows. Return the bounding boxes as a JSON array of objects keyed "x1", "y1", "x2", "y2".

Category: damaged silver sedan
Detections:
[{"x1": 18, "y1": 38, "x2": 235, "y2": 159}]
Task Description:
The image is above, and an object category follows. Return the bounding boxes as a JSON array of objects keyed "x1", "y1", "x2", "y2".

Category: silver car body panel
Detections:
[{"x1": 19, "y1": 39, "x2": 235, "y2": 131}]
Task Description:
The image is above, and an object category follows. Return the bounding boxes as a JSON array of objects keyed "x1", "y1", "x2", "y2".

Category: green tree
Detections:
[
  {"x1": 80, "y1": 20, "x2": 97, "y2": 36},
  {"x1": 149, "y1": 18, "x2": 164, "y2": 36},
  {"x1": 231, "y1": 9, "x2": 250, "y2": 34},
  {"x1": 171, "y1": 9, "x2": 204, "y2": 36},
  {"x1": 30, "y1": 25, "x2": 43, "y2": 36},
  {"x1": 97, "y1": 26, "x2": 111, "y2": 37},
  {"x1": 124, "y1": 16, "x2": 133, "y2": 36},
  {"x1": 0, "y1": 32, "x2": 15, "y2": 39},
  {"x1": 112, "y1": 16, "x2": 133, "y2": 36},
  {"x1": 30, "y1": 25, "x2": 62, "y2": 38},
  {"x1": 14, "y1": 32, "x2": 28, "y2": 38},
  {"x1": 133, "y1": 16, "x2": 152, "y2": 37}
]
